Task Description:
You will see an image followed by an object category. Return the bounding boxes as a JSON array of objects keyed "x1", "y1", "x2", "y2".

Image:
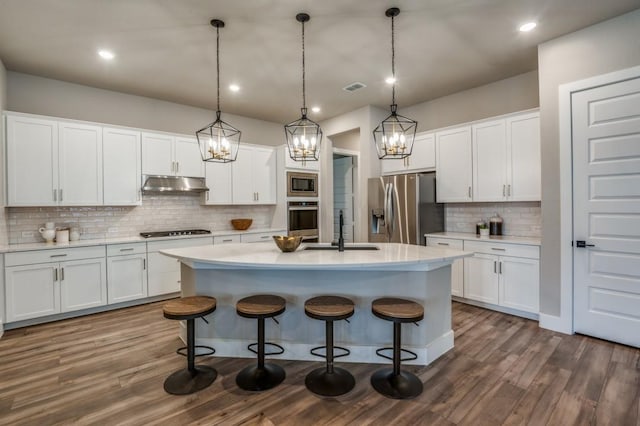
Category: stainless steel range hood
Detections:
[{"x1": 141, "y1": 175, "x2": 209, "y2": 193}]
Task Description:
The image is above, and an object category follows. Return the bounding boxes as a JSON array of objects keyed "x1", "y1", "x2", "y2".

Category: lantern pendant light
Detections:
[
  {"x1": 196, "y1": 19, "x2": 241, "y2": 163},
  {"x1": 373, "y1": 7, "x2": 417, "y2": 160},
  {"x1": 284, "y1": 13, "x2": 323, "y2": 164}
]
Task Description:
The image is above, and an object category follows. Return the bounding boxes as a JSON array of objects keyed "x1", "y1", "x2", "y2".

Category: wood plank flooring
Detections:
[{"x1": 0, "y1": 301, "x2": 638, "y2": 426}]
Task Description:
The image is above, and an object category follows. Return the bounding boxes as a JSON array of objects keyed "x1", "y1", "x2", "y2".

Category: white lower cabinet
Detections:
[
  {"x1": 5, "y1": 247, "x2": 107, "y2": 322},
  {"x1": 426, "y1": 237, "x2": 463, "y2": 297},
  {"x1": 499, "y1": 256, "x2": 539, "y2": 313},
  {"x1": 107, "y1": 243, "x2": 148, "y2": 303},
  {"x1": 464, "y1": 254, "x2": 500, "y2": 304}
]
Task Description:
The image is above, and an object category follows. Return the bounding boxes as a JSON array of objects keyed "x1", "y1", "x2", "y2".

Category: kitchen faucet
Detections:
[{"x1": 338, "y1": 209, "x2": 345, "y2": 252}]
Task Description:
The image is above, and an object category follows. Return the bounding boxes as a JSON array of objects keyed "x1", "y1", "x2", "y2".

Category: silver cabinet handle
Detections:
[
  {"x1": 256, "y1": 192, "x2": 259, "y2": 201},
  {"x1": 468, "y1": 186, "x2": 472, "y2": 198},
  {"x1": 60, "y1": 267, "x2": 65, "y2": 281},
  {"x1": 54, "y1": 268, "x2": 58, "y2": 281},
  {"x1": 176, "y1": 162, "x2": 180, "y2": 173},
  {"x1": 508, "y1": 184, "x2": 511, "y2": 196},
  {"x1": 171, "y1": 161, "x2": 175, "y2": 172},
  {"x1": 437, "y1": 242, "x2": 450, "y2": 246},
  {"x1": 206, "y1": 191, "x2": 210, "y2": 201},
  {"x1": 260, "y1": 235, "x2": 269, "y2": 239},
  {"x1": 143, "y1": 259, "x2": 146, "y2": 270},
  {"x1": 222, "y1": 239, "x2": 233, "y2": 242},
  {"x1": 50, "y1": 254, "x2": 68, "y2": 258},
  {"x1": 120, "y1": 248, "x2": 134, "y2": 252},
  {"x1": 138, "y1": 190, "x2": 141, "y2": 201},
  {"x1": 491, "y1": 248, "x2": 506, "y2": 251},
  {"x1": 494, "y1": 261, "x2": 497, "y2": 273},
  {"x1": 499, "y1": 262, "x2": 502, "y2": 274},
  {"x1": 503, "y1": 185, "x2": 506, "y2": 196},
  {"x1": 53, "y1": 189, "x2": 57, "y2": 202},
  {"x1": 59, "y1": 189, "x2": 63, "y2": 202}
]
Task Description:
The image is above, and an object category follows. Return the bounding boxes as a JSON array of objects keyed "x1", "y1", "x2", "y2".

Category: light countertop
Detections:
[
  {"x1": 425, "y1": 232, "x2": 541, "y2": 246},
  {"x1": 161, "y1": 242, "x2": 471, "y2": 271}
]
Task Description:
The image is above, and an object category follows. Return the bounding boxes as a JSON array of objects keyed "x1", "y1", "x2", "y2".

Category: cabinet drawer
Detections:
[
  {"x1": 5, "y1": 245, "x2": 106, "y2": 266},
  {"x1": 463, "y1": 240, "x2": 539, "y2": 259},
  {"x1": 214, "y1": 235, "x2": 241, "y2": 244},
  {"x1": 426, "y1": 237, "x2": 463, "y2": 250},
  {"x1": 146, "y1": 236, "x2": 213, "y2": 253},
  {"x1": 107, "y1": 242, "x2": 146, "y2": 256},
  {"x1": 240, "y1": 232, "x2": 274, "y2": 243}
]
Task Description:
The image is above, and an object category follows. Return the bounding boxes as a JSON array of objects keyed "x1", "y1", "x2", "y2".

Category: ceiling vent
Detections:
[{"x1": 342, "y1": 82, "x2": 367, "y2": 92}]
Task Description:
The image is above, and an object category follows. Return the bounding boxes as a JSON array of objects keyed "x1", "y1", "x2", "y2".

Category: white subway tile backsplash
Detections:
[{"x1": 445, "y1": 201, "x2": 541, "y2": 238}]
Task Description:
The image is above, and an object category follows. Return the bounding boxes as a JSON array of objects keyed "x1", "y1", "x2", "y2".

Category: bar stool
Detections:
[
  {"x1": 370, "y1": 297, "x2": 424, "y2": 399},
  {"x1": 162, "y1": 296, "x2": 217, "y2": 395},
  {"x1": 235, "y1": 294, "x2": 286, "y2": 391},
  {"x1": 304, "y1": 295, "x2": 355, "y2": 397}
]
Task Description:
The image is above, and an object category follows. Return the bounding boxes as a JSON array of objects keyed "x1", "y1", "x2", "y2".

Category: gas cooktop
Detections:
[{"x1": 139, "y1": 229, "x2": 211, "y2": 238}]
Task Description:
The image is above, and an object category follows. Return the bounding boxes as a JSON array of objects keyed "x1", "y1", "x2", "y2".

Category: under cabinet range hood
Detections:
[{"x1": 141, "y1": 175, "x2": 209, "y2": 193}]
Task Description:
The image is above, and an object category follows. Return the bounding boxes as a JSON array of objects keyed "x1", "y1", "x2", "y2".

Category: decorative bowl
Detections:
[
  {"x1": 231, "y1": 218, "x2": 253, "y2": 231},
  {"x1": 273, "y1": 235, "x2": 303, "y2": 252}
]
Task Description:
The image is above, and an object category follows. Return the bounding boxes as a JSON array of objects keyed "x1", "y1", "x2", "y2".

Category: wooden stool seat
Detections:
[
  {"x1": 237, "y1": 294, "x2": 286, "y2": 318},
  {"x1": 163, "y1": 296, "x2": 217, "y2": 320},
  {"x1": 372, "y1": 297, "x2": 424, "y2": 322},
  {"x1": 305, "y1": 296, "x2": 355, "y2": 320}
]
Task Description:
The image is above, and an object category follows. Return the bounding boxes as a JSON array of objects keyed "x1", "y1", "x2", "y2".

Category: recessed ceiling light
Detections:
[
  {"x1": 385, "y1": 76, "x2": 396, "y2": 85},
  {"x1": 229, "y1": 84, "x2": 240, "y2": 92},
  {"x1": 311, "y1": 106, "x2": 321, "y2": 113},
  {"x1": 519, "y1": 22, "x2": 537, "y2": 32},
  {"x1": 98, "y1": 50, "x2": 115, "y2": 60}
]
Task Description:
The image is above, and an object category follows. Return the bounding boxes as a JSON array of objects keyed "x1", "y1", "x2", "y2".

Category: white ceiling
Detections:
[{"x1": 0, "y1": 1, "x2": 638, "y2": 124}]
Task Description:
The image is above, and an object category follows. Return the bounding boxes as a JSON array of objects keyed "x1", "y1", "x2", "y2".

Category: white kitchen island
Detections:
[{"x1": 161, "y1": 242, "x2": 469, "y2": 366}]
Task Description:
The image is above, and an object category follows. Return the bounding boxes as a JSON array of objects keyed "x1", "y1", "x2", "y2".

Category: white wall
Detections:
[
  {"x1": 7, "y1": 72, "x2": 284, "y2": 146},
  {"x1": 538, "y1": 9, "x2": 640, "y2": 317},
  {"x1": 0, "y1": 58, "x2": 7, "y2": 244}
]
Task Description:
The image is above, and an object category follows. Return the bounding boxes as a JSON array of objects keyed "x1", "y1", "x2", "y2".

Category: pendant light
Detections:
[
  {"x1": 284, "y1": 13, "x2": 323, "y2": 163},
  {"x1": 196, "y1": 19, "x2": 241, "y2": 163},
  {"x1": 373, "y1": 7, "x2": 417, "y2": 160}
]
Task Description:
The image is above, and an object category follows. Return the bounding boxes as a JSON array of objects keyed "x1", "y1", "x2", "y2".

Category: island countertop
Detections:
[{"x1": 161, "y1": 242, "x2": 469, "y2": 271}]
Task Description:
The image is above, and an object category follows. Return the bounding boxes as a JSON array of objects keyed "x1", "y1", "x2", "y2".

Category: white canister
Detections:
[{"x1": 56, "y1": 229, "x2": 70, "y2": 244}]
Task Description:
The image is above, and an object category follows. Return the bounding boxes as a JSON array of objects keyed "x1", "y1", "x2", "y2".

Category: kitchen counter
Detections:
[
  {"x1": 425, "y1": 232, "x2": 541, "y2": 246},
  {"x1": 162, "y1": 242, "x2": 471, "y2": 366},
  {"x1": 0, "y1": 228, "x2": 285, "y2": 253}
]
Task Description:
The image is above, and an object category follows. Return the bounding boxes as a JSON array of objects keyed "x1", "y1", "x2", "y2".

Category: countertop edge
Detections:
[{"x1": 425, "y1": 232, "x2": 541, "y2": 246}]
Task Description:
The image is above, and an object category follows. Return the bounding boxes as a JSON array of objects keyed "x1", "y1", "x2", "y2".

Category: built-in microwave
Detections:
[{"x1": 287, "y1": 171, "x2": 318, "y2": 197}]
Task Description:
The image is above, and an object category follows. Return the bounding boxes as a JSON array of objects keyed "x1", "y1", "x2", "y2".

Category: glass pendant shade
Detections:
[
  {"x1": 196, "y1": 111, "x2": 241, "y2": 163},
  {"x1": 373, "y1": 7, "x2": 418, "y2": 160},
  {"x1": 196, "y1": 19, "x2": 241, "y2": 163},
  {"x1": 373, "y1": 105, "x2": 417, "y2": 159}
]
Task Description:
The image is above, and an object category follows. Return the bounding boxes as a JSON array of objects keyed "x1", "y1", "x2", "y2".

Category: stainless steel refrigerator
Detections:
[{"x1": 368, "y1": 172, "x2": 444, "y2": 245}]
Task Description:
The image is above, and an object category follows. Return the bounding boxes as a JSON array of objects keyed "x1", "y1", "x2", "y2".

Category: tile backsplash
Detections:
[
  {"x1": 445, "y1": 201, "x2": 541, "y2": 238},
  {"x1": 6, "y1": 194, "x2": 277, "y2": 244}
]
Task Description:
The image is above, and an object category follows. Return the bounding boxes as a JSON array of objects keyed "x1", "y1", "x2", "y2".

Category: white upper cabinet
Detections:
[
  {"x1": 232, "y1": 145, "x2": 277, "y2": 204},
  {"x1": 103, "y1": 127, "x2": 142, "y2": 205},
  {"x1": 436, "y1": 126, "x2": 472, "y2": 202},
  {"x1": 506, "y1": 112, "x2": 541, "y2": 201},
  {"x1": 472, "y1": 119, "x2": 507, "y2": 202},
  {"x1": 6, "y1": 115, "x2": 103, "y2": 206},
  {"x1": 283, "y1": 146, "x2": 320, "y2": 171},
  {"x1": 6, "y1": 115, "x2": 59, "y2": 206},
  {"x1": 202, "y1": 161, "x2": 233, "y2": 205},
  {"x1": 381, "y1": 132, "x2": 436, "y2": 175},
  {"x1": 141, "y1": 132, "x2": 204, "y2": 178}
]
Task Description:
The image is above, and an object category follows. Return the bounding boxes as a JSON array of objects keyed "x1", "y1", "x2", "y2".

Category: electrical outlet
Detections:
[{"x1": 21, "y1": 231, "x2": 34, "y2": 238}]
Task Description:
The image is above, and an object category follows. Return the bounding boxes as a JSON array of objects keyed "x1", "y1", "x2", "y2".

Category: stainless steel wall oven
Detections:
[{"x1": 288, "y1": 201, "x2": 319, "y2": 241}]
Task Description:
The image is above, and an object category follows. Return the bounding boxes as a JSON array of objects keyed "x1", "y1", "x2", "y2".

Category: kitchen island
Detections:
[{"x1": 161, "y1": 242, "x2": 469, "y2": 366}]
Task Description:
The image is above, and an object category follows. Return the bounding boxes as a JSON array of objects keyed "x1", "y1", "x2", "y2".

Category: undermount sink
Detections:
[{"x1": 304, "y1": 245, "x2": 380, "y2": 251}]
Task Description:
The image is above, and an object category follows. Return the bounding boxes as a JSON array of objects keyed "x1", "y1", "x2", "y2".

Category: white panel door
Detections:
[
  {"x1": 252, "y1": 147, "x2": 277, "y2": 204},
  {"x1": 202, "y1": 162, "x2": 232, "y2": 204},
  {"x1": 573, "y1": 76, "x2": 640, "y2": 348},
  {"x1": 507, "y1": 112, "x2": 541, "y2": 201},
  {"x1": 333, "y1": 156, "x2": 354, "y2": 242},
  {"x1": 5, "y1": 264, "x2": 59, "y2": 322},
  {"x1": 463, "y1": 254, "x2": 499, "y2": 304},
  {"x1": 58, "y1": 122, "x2": 103, "y2": 205},
  {"x1": 103, "y1": 127, "x2": 141, "y2": 205},
  {"x1": 436, "y1": 126, "x2": 472, "y2": 202},
  {"x1": 174, "y1": 136, "x2": 204, "y2": 178},
  {"x1": 473, "y1": 119, "x2": 507, "y2": 202},
  {"x1": 142, "y1": 132, "x2": 174, "y2": 175},
  {"x1": 6, "y1": 115, "x2": 58, "y2": 206},
  {"x1": 59, "y1": 258, "x2": 107, "y2": 312},
  {"x1": 147, "y1": 252, "x2": 181, "y2": 296},
  {"x1": 107, "y1": 255, "x2": 148, "y2": 303},
  {"x1": 499, "y1": 256, "x2": 539, "y2": 313}
]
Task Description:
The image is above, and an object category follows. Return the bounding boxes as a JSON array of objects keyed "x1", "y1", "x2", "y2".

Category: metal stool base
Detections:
[
  {"x1": 305, "y1": 367, "x2": 355, "y2": 397},
  {"x1": 236, "y1": 363, "x2": 285, "y2": 391},
  {"x1": 163, "y1": 365, "x2": 217, "y2": 395},
  {"x1": 370, "y1": 368, "x2": 423, "y2": 400}
]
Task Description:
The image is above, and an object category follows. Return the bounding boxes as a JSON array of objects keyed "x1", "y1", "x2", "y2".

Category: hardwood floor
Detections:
[{"x1": 0, "y1": 301, "x2": 638, "y2": 425}]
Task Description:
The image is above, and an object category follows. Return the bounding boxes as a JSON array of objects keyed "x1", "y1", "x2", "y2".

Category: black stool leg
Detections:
[
  {"x1": 164, "y1": 318, "x2": 217, "y2": 395},
  {"x1": 305, "y1": 320, "x2": 355, "y2": 397},
  {"x1": 236, "y1": 317, "x2": 285, "y2": 391},
  {"x1": 371, "y1": 321, "x2": 423, "y2": 400}
]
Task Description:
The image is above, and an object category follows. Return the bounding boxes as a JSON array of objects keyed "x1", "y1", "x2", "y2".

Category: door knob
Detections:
[{"x1": 575, "y1": 240, "x2": 595, "y2": 248}]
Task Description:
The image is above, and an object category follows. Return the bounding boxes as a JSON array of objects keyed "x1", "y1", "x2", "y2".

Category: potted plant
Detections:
[{"x1": 479, "y1": 223, "x2": 489, "y2": 237}]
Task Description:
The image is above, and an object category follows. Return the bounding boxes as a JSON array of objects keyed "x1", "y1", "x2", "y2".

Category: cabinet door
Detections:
[
  {"x1": 107, "y1": 255, "x2": 148, "y2": 303},
  {"x1": 147, "y1": 252, "x2": 181, "y2": 296},
  {"x1": 142, "y1": 132, "x2": 174, "y2": 175},
  {"x1": 252, "y1": 147, "x2": 277, "y2": 204},
  {"x1": 231, "y1": 145, "x2": 255, "y2": 204},
  {"x1": 499, "y1": 256, "x2": 539, "y2": 313},
  {"x1": 463, "y1": 253, "x2": 499, "y2": 304},
  {"x1": 6, "y1": 115, "x2": 58, "y2": 206},
  {"x1": 473, "y1": 119, "x2": 507, "y2": 202},
  {"x1": 284, "y1": 147, "x2": 320, "y2": 171},
  {"x1": 202, "y1": 161, "x2": 232, "y2": 205},
  {"x1": 382, "y1": 133, "x2": 435, "y2": 174},
  {"x1": 436, "y1": 126, "x2": 472, "y2": 202},
  {"x1": 175, "y1": 136, "x2": 204, "y2": 178},
  {"x1": 103, "y1": 127, "x2": 142, "y2": 205},
  {"x1": 427, "y1": 237, "x2": 463, "y2": 297},
  {"x1": 507, "y1": 112, "x2": 541, "y2": 201},
  {"x1": 5, "y1": 264, "x2": 59, "y2": 322},
  {"x1": 60, "y1": 258, "x2": 107, "y2": 312},
  {"x1": 58, "y1": 122, "x2": 103, "y2": 205}
]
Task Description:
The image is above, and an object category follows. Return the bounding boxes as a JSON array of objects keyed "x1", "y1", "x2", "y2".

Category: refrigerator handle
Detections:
[{"x1": 387, "y1": 182, "x2": 395, "y2": 241}]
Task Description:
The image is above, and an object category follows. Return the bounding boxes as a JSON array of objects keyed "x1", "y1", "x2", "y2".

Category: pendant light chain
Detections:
[
  {"x1": 216, "y1": 24, "x2": 221, "y2": 114},
  {"x1": 391, "y1": 13, "x2": 396, "y2": 107},
  {"x1": 301, "y1": 19, "x2": 306, "y2": 112}
]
